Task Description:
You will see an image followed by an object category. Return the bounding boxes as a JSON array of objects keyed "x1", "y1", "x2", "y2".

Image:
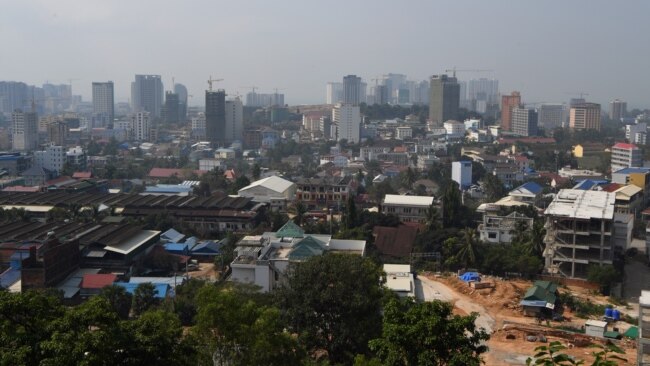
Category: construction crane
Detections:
[
  {"x1": 67, "y1": 78, "x2": 80, "y2": 91},
  {"x1": 240, "y1": 86, "x2": 258, "y2": 94},
  {"x1": 272, "y1": 87, "x2": 285, "y2": 94},
  {"x1": 565, "y1": 92, "x2": 589, "y2": 99},
  {"x1": 444, "y1": 68, "x2": 493, "y2": 78},
  {"x1": 207, "y1": 76, "x2": 223, "y2": 91}
]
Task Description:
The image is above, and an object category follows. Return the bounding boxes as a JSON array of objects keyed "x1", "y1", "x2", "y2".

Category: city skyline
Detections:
[{"x1": 1, "y1": 1, "x2": 649, "y2": 109}]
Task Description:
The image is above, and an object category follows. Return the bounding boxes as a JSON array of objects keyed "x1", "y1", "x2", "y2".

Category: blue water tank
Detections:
[
  {"x1": 605, "y1": 308, "x2": 613, "y2": 318},
  {"x1": 612, "y1": 309, "x2": 621, "y2": 320}
]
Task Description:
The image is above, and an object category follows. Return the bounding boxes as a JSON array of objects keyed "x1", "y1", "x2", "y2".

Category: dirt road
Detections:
[{"x1": 415, "y1": 276, "x2": 495, "y2": 334}]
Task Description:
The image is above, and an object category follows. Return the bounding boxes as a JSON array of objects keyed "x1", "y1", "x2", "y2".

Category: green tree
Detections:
[
  {"x1": 589, "y1": 343, "x2": 626, "y2": 366},
  {"x1": 369, "y1": 298, "x2": 489, "y2": 366},
  {"x1": 344, "y1": 196, "x2": 358, "y2": 229},
  {"x1": 442, "y1": 181, "x2": 462, "y2": 227},
  {"x1": 587, "y1": 265, "x2": 620, "y2": 295},
  {"x1": 526, "y1": 341, "x2": 583, "y2": 365},
  {"x1": 252, "y1": 163, "x2": 261, "y2": 180},
  {"x1": 425, "y1": 204, "x2": 441, "y2": 231},
  {"x1": 521, "y1": 221, "x2": 547, "y2": 256},
  {"x1": 100, "y1": 285, "x2": 132, "y2": 320},
  {"x1": 457, "y1": 228, "x2": 479, "y2": 269},
  {"x1": 289, "y1": 201, "x2": 307, "y2": 226},
  {"x1": 276, "y1": 254, "x2": 384, "y2": 364},
  {"x1": 132, "y1": 283, "x2": 159, "y2": 316},
  {"x1": 483, "y1": 174, "x2": 506, "y2": 202},
  {"x1": 0, "y1": 290, "x2": 64, "y2": 366},
  {"x1": 193, "y1": 284, "x2": 304, "y2": 366}
]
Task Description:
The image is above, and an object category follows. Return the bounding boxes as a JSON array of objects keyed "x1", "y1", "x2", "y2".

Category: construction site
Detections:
[{"x1": 418, "y1": 273, "x2": 640, "y2": 365}]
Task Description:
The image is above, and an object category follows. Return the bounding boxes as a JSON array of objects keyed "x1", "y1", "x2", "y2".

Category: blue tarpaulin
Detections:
[{"x1": 459, "y1": 272, "x2": 480, "y2": 282}]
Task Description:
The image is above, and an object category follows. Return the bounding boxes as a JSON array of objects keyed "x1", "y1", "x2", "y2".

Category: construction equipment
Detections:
[
  {"x1": 207, "y1": 76, "x2": 224, "y2": 91},
  {"x1": 240, "y1": 86, "x2": 258, "y2": 94},
  {"x1": 272, "y1": 87, "x2": 285, "y2": 94},
  {"x1": 565, "y1": 92, "x2": 589, "y2": 99},
  {"x1": 444, "y1": 68, "x2": 493, "y2": 78}
]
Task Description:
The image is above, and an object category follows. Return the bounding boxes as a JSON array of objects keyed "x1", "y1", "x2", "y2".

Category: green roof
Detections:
[
  {"x1": 604, "y1": 331, "x2": 621, "y2": 339},
  {"x1": 523, "y1": 284, "x2": 557, "y2": 304},
  {"x1": 275, "y1": 220, "x2": 305, "y2": 238},
  {"x1": 624, "y1": 326, "x2": 638, "y2": 339},
  {"x1": 288, "y1": 236, "x2": 325, "y2": 260},
  {"x1": 533, "y1": 280, "x2": 558, "y2": 294}
]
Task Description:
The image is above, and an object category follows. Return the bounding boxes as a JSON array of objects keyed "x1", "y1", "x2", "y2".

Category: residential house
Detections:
[
  {"x1": 372, "y1": 225, "x2": 419, "y2": 257},
  {"x1": 295, "y1": 175, "x2": 356, "y2": 209},
  {"x1": 237, "y1": 175, "x2": 296, "y2": 211},
  {"x1": 384, "y1": 264, "x2": 415, "y2": 298},
  {"x1": 381, "y1": 194, "x2": 434, "y2": 224},
  {"x1": 478, "y1": 211, "x2": 534, "y2": 244},
  {"x1": 229, "y1": 221, "x2": 366, "y2": 292}
]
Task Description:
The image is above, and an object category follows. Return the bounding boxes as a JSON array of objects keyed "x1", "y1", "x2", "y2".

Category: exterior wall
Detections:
[
  {"x1": 452, "y1": 161, "x2": 472, "y2": 189},
  {"x1": 381, "y1": 203, "x2": 430, "y2": 223}
]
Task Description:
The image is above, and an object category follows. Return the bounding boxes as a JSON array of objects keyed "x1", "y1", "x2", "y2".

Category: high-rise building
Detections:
[
  {"x1": 174, "y1": 83, "x2": 188, "y2": 121},
  {"x1": 609, "y1": 99, "x2": 627, "y2": 121},
  {"x1": 343, "y1": 75, "x2": 362, "y2": 105},
  {"x1": 326, "y1": 82, "x2": 343, "y2": 105},
  {"x1": 92, "y1": 81, "x2": 114, "y2": 127},
  {"x1": 381, "y1": 73, "x2": 407, "y2": 104},
  {"x1": 467, "y1": 78, "x2": 499, "y2": 112},
  {"x1": 570, "y1": 103, "x2": 601, "y2": 131},
  {"x1": 537, "y1": 104, "x2": 565, "y2": 130},
  {"x1": 429, "y1": 74, "x2": 460, "y2": 127},
  {"x1": 129, "y1": 112, "x2": 151, "y2": 141},
  {"x1": 371, "y1": 85, "x2": 389, "y2": 105},
  {"x1": 225, "y1": 97, "x2": 244, "y2": 143},
  {"x1": 512, "y1": 106, "x2": 538, "y2": 137},
  {"x1": 130, "y1": 75, "x2": 164, "y2": 117},
  {"x1": 245, "y1": 92, "x2": 285, "y2": 107},
  {"x1": 47, "y1": 120, "x2": 68, "y2": 146},
  {"x1": 34, "y1": 144, "x2": 65, "y2": 174},
  {"x1": 163, "y1": 91, "x2": 180, "y2": 124},
  {"x1": 11, "y1": 109, "x2": 38, "y2": 151},
  {"x1": 332, "y1": 103, "x2": 360, "y2": 143},
  {"x1": 413, "y1": 80, "x2": 430, "y2": 105},
  {"x1": 0, "y1": 81, "x2": 29, "y2": 114},
  {"x1": 452, "y1": 161, "x2": 472, "y2": 190},
  {"x1": 500, "y1": 91, "x2": 521, "y2": 131},
  {"x1": 611, "y1": 142, "x2": 642, "y2": 172},
  {"x1": 205, "y1": 90, "x2": 226, "y2": 145}
]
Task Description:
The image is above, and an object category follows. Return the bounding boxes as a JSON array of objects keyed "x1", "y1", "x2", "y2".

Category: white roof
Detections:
[
  {"x1": 104, "y1": 230, "x2": 160, "y2": 255},
  {"x1": 383, "y1": 264, "x2": 414, "y2": 294},
  {"x1": 585, "y1": 319, "x2": 608, "y2": 328},
  {"x1": 614, "y1": 184, "x2": 642, "y2": 200},
  {"x1": 238, "y1": 175, "x2": 295, "y2": 194},
  {"x1": 383, "y1": 194, "x2": 434, "y2": 207},
  {"x1": 544, "y1": 189, "x2": 615, "y2": 220}
]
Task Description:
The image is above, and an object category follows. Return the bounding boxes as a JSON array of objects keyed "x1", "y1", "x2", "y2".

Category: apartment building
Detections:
[
  {"x1": 611, "y1": 142, "x2": 642, "y2": 172},
  {"x1": 295, "y1": 175, "x2": 356, "y2": 209},
  {"x1": 381, "y1": 194, "x2": 434, "y2": 223},
  {"x1": 543, "y1": 189, "x2": 624, "y2": 279}
]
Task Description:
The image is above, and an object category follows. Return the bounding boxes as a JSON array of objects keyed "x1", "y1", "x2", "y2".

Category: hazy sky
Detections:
[{"x1": 1, "y1": 0, "x2": 649, "y2": 109}]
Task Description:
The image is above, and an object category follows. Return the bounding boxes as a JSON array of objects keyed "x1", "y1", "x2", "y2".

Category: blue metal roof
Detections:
[
  {"x1": 0, "y1": 268, "x2": 21, "y2": 288},
  {"x1": 518, "y1": 182, "x2": 543, "y2": 194},
  {"x1": 613, "y1": 167, "x2": 650, "y2": 175},
  {"x1": 191, "y1": 240, "x2": 222, "y2": 255},
  {"x1": 573, "y1": 179, "x2": 609, "y2": 190},
  {"x1": 161, "y1": 228, "x2": 185, "y2": 243},
  {"x1": 163, "y1": 243, "x2": 190, "y2": 254},
  {"x1": 113, "y1": 282, "x2": 170, "y2": 298},
  {"x1": 145, "y1": 185, "x2": 193, "y2": 194}
]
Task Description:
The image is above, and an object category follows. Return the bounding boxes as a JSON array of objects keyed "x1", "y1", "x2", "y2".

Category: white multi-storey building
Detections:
[
  {"x1": 33, "y1": 144, "x2": 65, "y2": 173},
  {"x1": 443, "y1": 120, "x2": 465, "y2": 139},
  {"x1": 332, "y1": 103, "x2": 360, "y2": 143},
  {"x1": 626, "y1": 123, "x2": 647, "y2": 146},
  {"x1": 129, "y1": 112, "x2": 151, "y2": 141},
  {"x1": 452, "y1": 161, "x2": 472, "y2": 189},
  {"x1": 395, "y1": 126, "x2": 412, "y2": 140},
  {"x1": 225, "y1": 98, "x2": 243, "y2": 143},
  {"x1": 611, "y1": 142, "x2": 642, "y2": 172},
  {"x1": 326, "y1": 82, "x2": 343, "y2": 105}
]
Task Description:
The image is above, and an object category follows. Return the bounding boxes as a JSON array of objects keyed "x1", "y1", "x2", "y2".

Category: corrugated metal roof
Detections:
[
  {"x1": 383, "y1": 194, "x2": 434, "y2": 207},
  {"x1": 238, "y1": 175, "x2": 295, "y2": 195}
]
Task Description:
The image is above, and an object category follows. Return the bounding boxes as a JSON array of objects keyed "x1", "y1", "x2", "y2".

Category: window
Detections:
[{"x1": 488, "y1": 232, "x2": 497, "y2": 239}]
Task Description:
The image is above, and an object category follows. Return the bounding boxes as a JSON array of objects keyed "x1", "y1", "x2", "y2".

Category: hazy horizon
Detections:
[{"x1": 2, "y1": 0, "x2": 649, "y2": 109}]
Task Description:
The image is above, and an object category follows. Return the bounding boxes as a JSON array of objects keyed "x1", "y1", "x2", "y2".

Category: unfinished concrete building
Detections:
[
  {"x1": 543, "y1": 189, "x2": 618, "y2": 279},
  {"x1": 640, "y1": 290, "x2": 650, "y2": 365}
]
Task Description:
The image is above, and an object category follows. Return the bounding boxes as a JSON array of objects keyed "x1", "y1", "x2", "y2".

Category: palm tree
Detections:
[
  {"x1": 457, "y1": 228, "x2": 479, "y2": 269},
  {"x1": 289, "y1": 201, "x2": 307, "y2": 226},
  {"x1": 424, "y1": 204, "x2": 441, "y2": 232},
  {"x1": 521, "y1": 221, "x2": 546, "y2": 256}
]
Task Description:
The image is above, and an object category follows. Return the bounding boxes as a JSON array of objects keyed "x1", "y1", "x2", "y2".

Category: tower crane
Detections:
[
  {"x1": 444, "y1": 68, "x2": 493, "y2": 78},
  {"x1": 565, "y1": 92, "x2": 589, "y2": 99},
  {"x1": 207, "y1": 76, "x2": 224, "y2": 91},
  {"x1": 240, "y1": 86, "x2": 259, "y2": 94}
]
